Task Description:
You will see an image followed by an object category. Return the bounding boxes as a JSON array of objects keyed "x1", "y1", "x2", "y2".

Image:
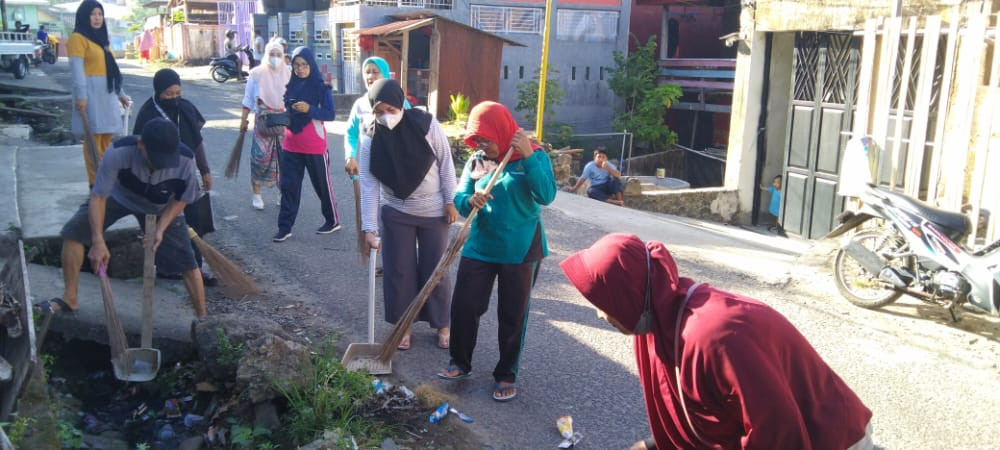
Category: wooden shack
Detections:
[{"x1": 355, "y1": 13, "x2": 523, "y2": 119}]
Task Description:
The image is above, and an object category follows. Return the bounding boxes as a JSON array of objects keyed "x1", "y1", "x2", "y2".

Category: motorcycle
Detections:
[
  {"x1": 31, "y1": 40, "x2": 56, "y2": 66},
  {"x1": 209, "y1": 45, "x2": 256, "y2": 83},
  {"x1": 826, "y1": 137, "x2": 1000, "y2": 321}
]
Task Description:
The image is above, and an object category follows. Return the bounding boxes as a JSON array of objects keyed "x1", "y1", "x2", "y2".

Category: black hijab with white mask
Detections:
[{"x1": 367, "y1": 79, "x2": 435, "y2": 200}]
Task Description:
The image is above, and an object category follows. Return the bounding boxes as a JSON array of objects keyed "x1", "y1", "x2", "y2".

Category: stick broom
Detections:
[{"x1": 377, "y1": 150, "x2": 514, "y2": 362}]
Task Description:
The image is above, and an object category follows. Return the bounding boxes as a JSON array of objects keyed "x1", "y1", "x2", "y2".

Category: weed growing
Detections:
[{"x1": 275, "y1": 344, "x2": 391, "y2": 446}]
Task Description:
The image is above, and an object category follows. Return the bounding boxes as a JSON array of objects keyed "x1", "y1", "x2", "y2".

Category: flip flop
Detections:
[
  {"x1": 492, "y1": 382, "x2": 517, "y2": 402},
  {"x1": 33, "y1": 297, "x2": 76, "y2": 315},
  {"x1": 437, "y1": 366, "x2": 471, "y2": 381}
]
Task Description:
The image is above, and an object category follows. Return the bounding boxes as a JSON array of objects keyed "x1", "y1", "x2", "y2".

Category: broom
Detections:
[
  {"x1": 187, "y1": 227, "x2": 260, "y2": 298},
  {"x1": 224, "y1": 129, "x2": 247, "y2": 179},
  {"x1": 78, "y1": 106, "x2": 101, "y2": 176},
  {"x1": 377, "y1": 149, "x2": 514, "y2": 362}
]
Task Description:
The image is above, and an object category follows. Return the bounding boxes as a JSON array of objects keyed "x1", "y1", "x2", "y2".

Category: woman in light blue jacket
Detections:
[{"x1": 343, "y1": 56, "x2": 410, "y2": 177}]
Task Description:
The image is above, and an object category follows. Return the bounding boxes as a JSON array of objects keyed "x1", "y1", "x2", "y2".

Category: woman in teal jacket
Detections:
[{"x1": 437, "y1": 101, "x2": 556, "y2": 402}]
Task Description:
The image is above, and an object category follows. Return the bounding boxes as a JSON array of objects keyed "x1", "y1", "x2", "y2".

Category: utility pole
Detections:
[{"x1": 534, "y1": 0, "x2": 555, "y2": 138}]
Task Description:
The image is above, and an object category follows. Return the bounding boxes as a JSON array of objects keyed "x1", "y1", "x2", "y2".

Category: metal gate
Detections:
[
  {"x1": 217, "y1": 1, "x2": 257, "y2": 58},
  {"x1": 783, "y1": 32, "x2": 860, "y2": 239}
]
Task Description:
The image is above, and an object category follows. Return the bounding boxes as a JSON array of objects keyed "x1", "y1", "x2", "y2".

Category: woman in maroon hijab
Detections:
[{"x1": 560, "y1": 233, "x2": 874, "y2": 449}]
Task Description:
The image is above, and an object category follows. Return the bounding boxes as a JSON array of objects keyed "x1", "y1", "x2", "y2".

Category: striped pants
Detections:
[{"x1": 277, "y1": 149, "x2": 339, "y2": 233}]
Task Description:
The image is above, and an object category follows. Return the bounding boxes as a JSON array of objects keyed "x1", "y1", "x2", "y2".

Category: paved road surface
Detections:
[{"x1": 38, "y1": 60, "x2": 1000, "y2": 448}]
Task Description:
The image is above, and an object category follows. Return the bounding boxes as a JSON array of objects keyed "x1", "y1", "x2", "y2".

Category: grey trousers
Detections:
[{"x1": 380, "y1": 205, "x2": 451, "y2": 328}]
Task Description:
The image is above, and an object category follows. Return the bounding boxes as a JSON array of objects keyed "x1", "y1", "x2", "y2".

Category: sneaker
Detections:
[
  {"x1": 316, "y1": 223, "x2": 342, "y2": 234},
  {"x1": 252, "y1": 194, "x2": 264, "y2": 210},
  {"x1": 272, "y1": 231, "x2": 292, "y2": 242}
]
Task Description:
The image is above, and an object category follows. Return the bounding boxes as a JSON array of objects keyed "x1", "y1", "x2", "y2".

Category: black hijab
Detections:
[
  {"x1": 367, "y1": 79, "x2": 435, "y2": 200},
  {"x1": 74, "y1": 0, "x2": 122, "y2": 95},
  {"x1": 132, "y1": 69, "x2": 206, "y2": 149}
]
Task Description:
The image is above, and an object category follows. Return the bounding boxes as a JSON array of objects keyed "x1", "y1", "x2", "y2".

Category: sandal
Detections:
[
  {"x1": 33, "y1": 298, "x2": 76, "y2": 315},
  {"x1": 437, "y1": 330, "x2": 450, "y2": 349},
  {"x1": 492, "y1": 382, "x2": 517, "y2": 402},
  {"x1": 397, "y1": 334, "x2": 411, "y2": 351},
  {"x1": 437, "y1": 365, "x2": 471, "y2": 380}
]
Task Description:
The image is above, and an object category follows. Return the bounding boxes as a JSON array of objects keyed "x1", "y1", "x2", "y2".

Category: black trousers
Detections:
[
  {"x1": 449, "y1": 256, "x2": 541, "y2": 384},
  {"x1": 278, "y1": 149, "x2": 338, "y2": 233}
]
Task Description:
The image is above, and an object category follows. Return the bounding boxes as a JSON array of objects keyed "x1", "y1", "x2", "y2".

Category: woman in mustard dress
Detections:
[{"x1": 68, "y1": 0, "x2": 130, "y2": 185}]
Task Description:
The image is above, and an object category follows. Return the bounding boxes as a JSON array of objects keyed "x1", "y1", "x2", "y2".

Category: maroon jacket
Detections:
[{"x1": 561, "y1": 233, "x2": 872, "y2": 449}]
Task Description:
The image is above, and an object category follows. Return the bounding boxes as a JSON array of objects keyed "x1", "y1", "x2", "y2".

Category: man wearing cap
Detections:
[{"x1": 51, "y1": 118, "x2": 207, "y2": 317}]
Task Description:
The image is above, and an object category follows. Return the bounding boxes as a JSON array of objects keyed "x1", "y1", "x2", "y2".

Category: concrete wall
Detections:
[
  {"x1": 624, "y1": 187, "x2": 740, "y2": 222},
  {"x1": 753, "y1": 0, "x2": 995, "y2": 31}
]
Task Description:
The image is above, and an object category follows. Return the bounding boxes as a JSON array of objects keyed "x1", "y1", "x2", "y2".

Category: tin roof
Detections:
[{"x1": 354, "y1": 15, "x2": 524, "y2": 47}]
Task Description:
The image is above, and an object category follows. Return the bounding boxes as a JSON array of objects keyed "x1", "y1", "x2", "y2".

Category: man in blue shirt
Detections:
[
  {"x1": 36, "y1": 25, "x2": 48, "y2": 44},
  {"x1": 568, "y1": 147, "x2": 624, "y2": 206}
]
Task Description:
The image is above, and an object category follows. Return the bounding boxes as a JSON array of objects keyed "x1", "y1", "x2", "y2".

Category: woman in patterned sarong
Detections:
[{"x1": 240, "y1": 41, "x2": 290, "y2": 210}]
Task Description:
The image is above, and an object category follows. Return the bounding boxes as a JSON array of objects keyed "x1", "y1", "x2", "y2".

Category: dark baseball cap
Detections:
[{"x1": 140, "y1": 118, "x2": 180, "y2": 170}]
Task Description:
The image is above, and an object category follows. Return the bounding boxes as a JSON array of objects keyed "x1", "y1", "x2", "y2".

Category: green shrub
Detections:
[{"x1": 449, "y1": 93, "x2": 470, "y2": 124}]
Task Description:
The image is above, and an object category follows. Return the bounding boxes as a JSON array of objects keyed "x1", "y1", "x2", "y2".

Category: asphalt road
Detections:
[{"x1": 40, "y1": 60, "x2": 1000, "y2": 448}]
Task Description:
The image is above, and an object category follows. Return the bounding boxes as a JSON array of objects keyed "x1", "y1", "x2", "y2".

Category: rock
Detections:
[
  {"x1": 300, "y1": 430, "x2": 347, "y2": 450},
  {"x1": 236, "y1": 334, "x2": 313, "y2": 403},
  {"x1": 191, "y1": 314, "x2": 291, "y2": 379},
  {"x1": 624, "y1": 177, "x2": 643, "y2": 196},
  {"x1": 254, "y1": 401, "x2": 281, "y2": 431},
  {"x1": 179, "y1": 435, "x2": 205, "y2": 450}
]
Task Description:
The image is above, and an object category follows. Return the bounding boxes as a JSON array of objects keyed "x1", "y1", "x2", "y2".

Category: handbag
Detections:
[
  {"x1": 184, "y1": 193, "x2": 216, "y2": 236},
  {"x1": 256, "y1": 110, "x2": 289, "y2": 137}
]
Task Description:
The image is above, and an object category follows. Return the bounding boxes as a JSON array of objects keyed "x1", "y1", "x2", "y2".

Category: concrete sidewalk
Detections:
[{"x1": 547, "y1": 192, "x2": 814, "y2": 284}]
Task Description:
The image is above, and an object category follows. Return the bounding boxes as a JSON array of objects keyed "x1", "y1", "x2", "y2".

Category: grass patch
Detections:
[{"x1": 275, "y1": 344, "x2": 392, "y2": 447}]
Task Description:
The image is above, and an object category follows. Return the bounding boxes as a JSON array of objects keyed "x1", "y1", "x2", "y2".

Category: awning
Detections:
[{"x1": 354, "y1": 16, "x2": 524, "y2": 47}]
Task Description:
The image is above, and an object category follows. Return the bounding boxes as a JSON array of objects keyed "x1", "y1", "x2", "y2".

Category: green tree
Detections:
[
  {"x1": 515, "y1": 67, "x2": 571, "y2": 146},
  {"x1": 608, "y1": 35, "x2": 683, "y2": 152},
  {"x1": 124, "y1": 8, "x2": 157, "y2": 33}
]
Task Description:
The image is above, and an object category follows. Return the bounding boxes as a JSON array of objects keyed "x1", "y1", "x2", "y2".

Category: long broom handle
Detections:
[
  {"x1": 78, "y1": 106, "x2": 101, "y2": 172},
  {"x1": 377, "y1": 149, "x2": 515, "y2": 362},
  {"x1": 141, "y1": 215, "x2": 156, "y2": 348},
  {"x1": 368, "y1": 246, "x2": 378, "y2": 344}
]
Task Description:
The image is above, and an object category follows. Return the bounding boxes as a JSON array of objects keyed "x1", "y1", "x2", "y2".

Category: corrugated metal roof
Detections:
[
  {"x1": 354, "y1": 16, "x2": 524, "y2": 46},
  {"x1": 355, "y1": 18, "x2": 433, "y2": 36}
]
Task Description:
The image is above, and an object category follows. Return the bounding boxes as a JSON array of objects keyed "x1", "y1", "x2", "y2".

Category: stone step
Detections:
[{"x1": 28, "y1": 263, "x2": 196, "y2": 361}]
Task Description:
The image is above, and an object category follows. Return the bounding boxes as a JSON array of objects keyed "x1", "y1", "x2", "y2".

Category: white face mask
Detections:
[
  {"x1": 268, "y1": 56, "x2": 282, "y2": 68},
  {"x1": 377, "y1": 112, "x2": 403, "y2": 130}
]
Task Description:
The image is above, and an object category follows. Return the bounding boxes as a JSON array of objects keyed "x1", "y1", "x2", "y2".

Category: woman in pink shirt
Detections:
[{"x1": 273, "y1": 46, "x2": 340, "y2": 242}]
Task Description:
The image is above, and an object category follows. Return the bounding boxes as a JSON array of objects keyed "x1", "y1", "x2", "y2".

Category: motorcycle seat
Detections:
[{"x1": 876, "y1": 186, "x2": 971, "y2": 237}]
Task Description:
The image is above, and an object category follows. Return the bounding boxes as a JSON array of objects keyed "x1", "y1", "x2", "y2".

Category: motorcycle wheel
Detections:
[
  {"x1": 211, "y1": 66, "x2": 228, "y2": 83},
  {"x1": 12, "y1": 56, "x2": 28, "y2": 80},
  {"x1": 833, "y1": 229, "x2": 906, "y2": 309},
  {"x1": 43, "y1": 52, "x2": 56, "y2": 64}
]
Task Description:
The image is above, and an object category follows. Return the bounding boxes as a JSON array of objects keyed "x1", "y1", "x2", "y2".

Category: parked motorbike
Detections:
[
  {"x1": 209, "y1": 46, "x2": 256, "y2": 83},
  {"x1": 826, "y1": 137, "x2": 1000, "y2": 321},
  {"x1": 31, "y1": 40, "x2": 56, "y2": 66}
]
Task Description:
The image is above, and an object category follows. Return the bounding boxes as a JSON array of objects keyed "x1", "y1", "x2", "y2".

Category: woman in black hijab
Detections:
[
  {"x1": 133, "y1": 69, "x2": 216, "y2": 285},
  {"x1": 359, "y1": 79, "x2": 458, "y2": 350},
  {"x1": 68, "y1": 0, "x2": 130, "y2": 185},
  {"x1": 133, "y1": 69, "x2": 211, "y2": 190}
]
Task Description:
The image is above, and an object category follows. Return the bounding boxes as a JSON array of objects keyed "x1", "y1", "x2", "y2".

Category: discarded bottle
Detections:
[
  {"x1": 183, "y1": 413, "x2": 204, "y2": 428},
  {"x1": 429, "y1": 401, "x2": 449, "y2": 424}
]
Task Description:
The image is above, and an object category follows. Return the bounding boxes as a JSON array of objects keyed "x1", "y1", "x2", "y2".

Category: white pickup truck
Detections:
[{"x1": 0, "y1": 30, "x2": 35, "y2": 79}]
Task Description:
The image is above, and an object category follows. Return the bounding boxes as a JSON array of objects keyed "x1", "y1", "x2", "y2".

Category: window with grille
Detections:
[
  {"x1": 471, "y1": 5, "x2": 543, "y2": 34},
  {"x1": 342, "y1": 25, "x2": 358, "y2": 62},
  {"x1": 556, "y1": 10, "x2": 617, "y2": 42}
]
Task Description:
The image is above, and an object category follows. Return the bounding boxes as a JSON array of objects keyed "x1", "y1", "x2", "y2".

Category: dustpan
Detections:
[
  {"x1": 104, "y1": 215, "x2": 161, "y2": 382},
  {"x1": 342, "y1": 247, "x2": 391, "y2": 374}
]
